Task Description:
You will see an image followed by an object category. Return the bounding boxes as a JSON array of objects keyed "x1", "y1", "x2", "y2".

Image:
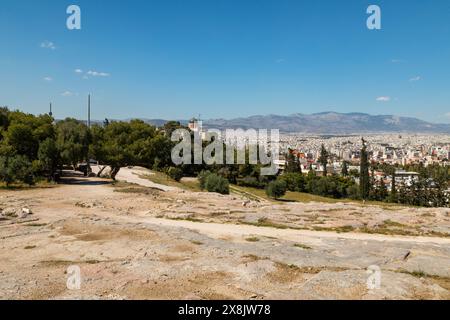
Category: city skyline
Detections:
[{"x1": 1, "y1": 0, "x2": 449, "y2": 123}]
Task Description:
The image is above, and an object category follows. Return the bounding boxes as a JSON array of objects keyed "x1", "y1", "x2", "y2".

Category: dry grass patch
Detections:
[
  {"x1": 141, "y1": 172, "x2": 202, "y2": 192},
  {"x1": 240, "y1": 218, "x2": 300, "y2": 230},
  {"x1": 60, "y1": 220, "x2": 156, "y2": 242},
  {"x1": 293, "y1": 243, "x2": 312, "y2": 250},
  {"x1": 114, "y1": 186, "x2": 162, "y2": 195},
  {"x1": 241, "y1": 254, "x2": 268, "y2": 262},
  {"x1": 398, "y1": 269, "x2": 450, "y2": 291}
]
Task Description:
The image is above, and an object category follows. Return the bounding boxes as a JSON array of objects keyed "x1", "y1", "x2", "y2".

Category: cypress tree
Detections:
[
  {"x1": 318, "y1": 144, "x2": 329, "y2": 176},
  {"x1": 341, "y1": 161, "x2": 349, "y2": 176},
  {"x1": 389, "y1": 171, "x2": 397, "y2": 203},
  {"x1": 285, "y1": 149, "x2": 301, "y2": 174},
  {"x1": 359, "y1": 138, "x2": 370, "y2": 199}
]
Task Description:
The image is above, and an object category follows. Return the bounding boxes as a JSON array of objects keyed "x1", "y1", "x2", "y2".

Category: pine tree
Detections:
[
  {"x1": 359, "y1": 138, "x2": 370, "y2": 199},
  {"x1": 285, "y1": 149, "x2": 301, "y2": 174},
  {"x1": 318, "y1": 144, "x2": 329, "y2": 176},
  {"x1": 341, "y1": 161, "x2": 349, "y2": 176},
  {"x1": 379, "y1": 178, "x2": 388, "y2": 200},
  {"x1": 389, "y1": 171, "x2": 397, "y2": 203}
]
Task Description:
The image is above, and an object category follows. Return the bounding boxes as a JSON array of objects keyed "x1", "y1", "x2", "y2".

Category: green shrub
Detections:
[
  {"x1": 204, "y1": 173, "x2": 229, "y2": 195},
  {"x1": 266, "y1": 180, "x2": 287, "y2": 199},
  {"x1": 198, "y1": 170, "x2": 212, "y2": 189},
  {"x1": 237, "y1": 176, "x2": 267, "y2": 189},
  {"x1": 167, "y1": 166, "x2": 183, "y2": 182},
  {"x1": 306, "y1": 175, "x2": 355, "y2": 199},
  {"x1": 278, "y1": 173, "x2": 306, "y2": 192},
  {"x1": 0, "y1": 155, "x2": 34, "y2": 186},
  {"x1": 346, "y1": 184, "x2": 360, "y2": 200}
]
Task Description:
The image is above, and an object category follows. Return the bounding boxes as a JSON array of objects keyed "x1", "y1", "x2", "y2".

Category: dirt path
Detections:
[
  {"x1": 91, "y1": 166, "x2": 177, "y2": 192},
  {"x1": 126, "y1": 217, "x2": 450, "y2": 246}
]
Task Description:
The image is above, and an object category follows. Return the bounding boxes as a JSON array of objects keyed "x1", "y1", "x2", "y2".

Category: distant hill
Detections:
[
  {"x1": 92, "y1": 112, "x2": 450, "y2": 134},
  {"x1": 202, "y1": 112, "x2": 450, "y2": 134}
]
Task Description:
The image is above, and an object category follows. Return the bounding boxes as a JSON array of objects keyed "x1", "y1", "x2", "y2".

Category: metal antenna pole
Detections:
[{"x1": 88, "y1": 94, "x2": 91, "y2": 128}]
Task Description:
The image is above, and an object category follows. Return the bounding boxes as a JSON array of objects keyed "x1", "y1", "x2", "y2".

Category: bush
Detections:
[
  {"x1": 346, "y1": 184, "x2": 360, "y2": 200},
  {"x1": 167, "y1": 167, "x2": 183, "y2": 182},
  {"x1": 266, "y1": 180, "x2": 287, "y2": 199},
  {"x1": 198, "y1": 170, "x2": 212, "y2": 189},
  {"x1": 237, "y1": 176, "x2": 266, "y2": 189},
  {"x1": 204, "y1": 173, "x2": 230, "y2": 195},
  {"x1": 0, "y1": 155, "x2": 34, "y2": 186},
  {"x1": 309, "y1": 177, "x2": 339, "y2": 198},
  {"x1": 278, "y1": 173, "x2": 306, "y2": 192},
  {"x1": 306, "y1": 175, "x2": 355, "y2": 199}
]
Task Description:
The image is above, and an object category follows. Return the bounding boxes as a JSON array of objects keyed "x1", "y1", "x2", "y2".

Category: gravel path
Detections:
[{"x1": 91, "y1": 165, "x2": 177, "y2": 192}]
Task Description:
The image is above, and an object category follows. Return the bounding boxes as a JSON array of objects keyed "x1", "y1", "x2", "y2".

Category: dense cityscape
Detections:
[{"x1": 281, "y1": 133, "x2": 450, "y2": 168}]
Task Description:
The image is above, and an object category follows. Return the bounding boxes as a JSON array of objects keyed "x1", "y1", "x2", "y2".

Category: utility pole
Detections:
[
  {"x1": 86, "y1": 94, "x2": 92, "y2": 176},
  {"x1": 49, "y1": 102, "x2": 53, "y2": 117},
  {"x1": 87, "y1": 94, "x2": 91, "y2": 128}
]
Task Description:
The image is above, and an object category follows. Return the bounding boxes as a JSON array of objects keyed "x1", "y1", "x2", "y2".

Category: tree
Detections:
[
  {"x1": 146, "y1": 134, "x2": 173, "y2": 170},
  {"x1": 163, "y1": 121, "x2": 184, "y2": 137},
  {"x1": 359, "y1": 138, "x2": 370, "y2": 200},
  {"x1": 378, "y1": 179, "x2": 389, "y2": 201},
  {"x1": 266, "y1": 180, "x2": 287, "y2": 199},
  {"x1": 4, "y1": 123, "x2": 38, "y2": 159},
  {"x1": 318, "y1": 144, "x2": 329, "y2": 176},
  {"x1": 0, "y1": 155, "x2": 34, "y2": 186},
  {"x1": 38, "y1": 138, "x2": 59, "y2": 180},
  {"x1": 4, "y1": 111, "x2": 55, "y2": 159},
  {"x1": 0, "y1": 156, "x2": 14, "y2": 186},
  {"x1": 384, "y1": 165, "x2": 398, "y2": 203},
  {"x1": 88, "y1": 125, "x2": 107, "y2": 176},
  {"x1": 306, "y1": 175, "x2": 354, "y2": 199},
  {"x1": 56, "y1": 118, "x2": 90, "y2": 169},
  {"x1": 285, "y1": 149, "x2": 301, "y2": 174},
  {"x1": 341, "y1": 161, "x2": 349, "y2": 176},
  {"x1": 0, "y1": 107, "x2": 9, "y2": 131},
  {"x1": 278, "y1": 173, "x2": 306, "y2": 192},
  {"x1": 97, "y1": 120, "x2": 171, "y2": 180}
]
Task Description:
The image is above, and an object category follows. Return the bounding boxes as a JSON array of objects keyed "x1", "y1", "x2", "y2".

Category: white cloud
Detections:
[
  {"x1": 409, "y1": 76, "x2": 421, "y2": 82},
  {"x1": 376, "y1": 96, "x2": 391, "y2": 102},
  {"x1": 275, "y1": 58, "x2": 285, "y2": 64},
  {"x1": 445, "y1": 112, "x2": 450, "y2": 118},
  {"x1": 86, "y1": 70, "x2": 110, "y2": 77},
  {"x1": 61, "y1": 91, "x2": 74, "y2": 97},
  {"x1": 40, "y1": 41, "x2": 56, "y2": 50},
  {"x1": 390, "y1": 59, "x2": 405, "y2": 63},
  {"x1": 43, "y1": 77, "x2": 53, "y2": 82},
  {"x1": 74, "y1": 69, "x2": 83, "y2": 73}
]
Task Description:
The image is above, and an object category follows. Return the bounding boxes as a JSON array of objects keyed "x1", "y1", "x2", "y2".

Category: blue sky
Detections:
[{"x1": 0, "y1": 0, "x2": 449, "y2": 123}]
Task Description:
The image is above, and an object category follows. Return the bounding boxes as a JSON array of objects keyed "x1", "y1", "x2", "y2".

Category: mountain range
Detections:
[{"x1": 139, "y1": 112, "x2": 450, "y2": 134}]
